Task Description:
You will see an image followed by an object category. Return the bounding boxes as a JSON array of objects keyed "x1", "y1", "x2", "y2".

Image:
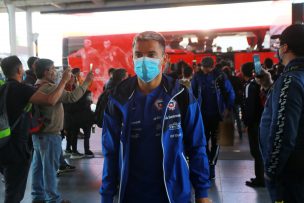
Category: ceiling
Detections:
[{"x1": 0, "y1": 0, "x2": 269, "y2": 14}]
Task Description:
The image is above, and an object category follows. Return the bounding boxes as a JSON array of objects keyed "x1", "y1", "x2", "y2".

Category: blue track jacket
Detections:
[
  {"x1": 191, "y1": 69, "x2": 235, "y2": 118},
  {"x1": 100, "y1": 75, "x2": 210, "y2": 203},
  {"x1": 260, "y1": 57, "x2": 304, "y2": 180}
]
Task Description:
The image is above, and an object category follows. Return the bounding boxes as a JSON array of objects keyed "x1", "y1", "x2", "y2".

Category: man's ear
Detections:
[
  {"x1": 282, "y1": 44, "x2": 288, "y2": 53},
  {"x1": 17, "y1": 65, "x2": 23, "y2": 76},
  {"x1": 162, "y1": 53, "x2": 168, "y2": 66},
  {"x1": 160, "y1": 53, "x2": 168, "y2": 72},
  {"x1": 42, "y1": 69, "x2": 49, "y2": 79}
]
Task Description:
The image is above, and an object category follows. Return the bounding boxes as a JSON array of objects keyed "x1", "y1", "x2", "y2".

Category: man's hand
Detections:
[
  {"x1": 196, "y1": 198, "x2": 212, "y2": 203},
  {"x1": 84, "y1": 71, "x2": 94, "y2": 84},
  {"x1": 61, "y1": 68, "x2": 72, "y2": 84},
  {"x1": 255, "y1": 68, "x2": 273, "y2": 90}
]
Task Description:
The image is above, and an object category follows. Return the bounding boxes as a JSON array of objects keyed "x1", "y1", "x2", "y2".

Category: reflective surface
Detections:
[{"x1": 0, "y1": 127, "x2": 271, "y2": 203}]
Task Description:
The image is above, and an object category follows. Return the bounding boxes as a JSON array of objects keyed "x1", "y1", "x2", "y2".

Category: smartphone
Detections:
[
  {"x1": 89, "y1": 63, "x2": 93, "y2": 72},
  {"x1": 253, "y1": 54, "x2": 262, "y2": 75}
]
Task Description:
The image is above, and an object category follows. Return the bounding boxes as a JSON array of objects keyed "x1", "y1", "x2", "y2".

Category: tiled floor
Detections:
[{"x1": 0, "y1": 127, "x2": 271, "y2": 203}]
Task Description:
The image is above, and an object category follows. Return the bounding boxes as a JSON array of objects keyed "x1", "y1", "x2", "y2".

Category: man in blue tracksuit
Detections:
[
  {"x1": 100, "y1": 31, "x2": 211, "y2": 203},
  {"x1": 191, "y1": 58, "x2": 235, "y2": 179},
  {"x1": 259, "y1": 24, "x2": 304, "y2": 203}
]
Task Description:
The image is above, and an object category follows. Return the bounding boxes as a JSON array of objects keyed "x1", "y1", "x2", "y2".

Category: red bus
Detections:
[{"x1": 63, "y1": 29, "x2": 278, "y2": 102}]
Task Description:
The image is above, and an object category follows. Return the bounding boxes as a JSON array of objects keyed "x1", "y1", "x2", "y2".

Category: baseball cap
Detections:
[{"x1": 280, "y1": 24, "x2": 304, "y2": 48}]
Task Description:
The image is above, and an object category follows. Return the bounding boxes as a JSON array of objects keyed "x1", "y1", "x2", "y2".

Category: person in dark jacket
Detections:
[
  {"x1": 22, "y1": 56, "x2": 39, "y2": 86},
  {"x1": 100, "y1": 31, "x2": 211, "y2": 203},
  {"x1": 191, "y1": 57, "x2": 235, "y2": 180},
  {"x1": 259, "y1": 24, "x2": 304, "y2": 203},
  {"x1": 0, "y1": 56, "x2": 72, "y2": 203},
  {"x1": 64, "y1": 89, "x2": 95, "y2": 159},
  {"x1": 241, "y1": 62, "x2": 265, "y2": 188},
  {"x1": 95, "y1": 68, "x2": 128, "y2": 127},
  {"x1": 222, "y1": 66, "x2": 244, "y2": 138}
]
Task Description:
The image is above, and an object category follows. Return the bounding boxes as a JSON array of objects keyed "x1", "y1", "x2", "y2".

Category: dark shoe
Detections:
[
  {"x1": 59, "y1": 164, "x2": 76, "y2": 173},
  {"x1": 70, "y1": 151, "x2": 84, "y2": 159},
  {"x1": 64, "y1": 149, "x2": 73, "y2": 155},
  {"x1": 209, "y1": 165, "x2": 215, "y2": 180},
  {"x1": 245, "y1": 178, "x2": 265, "y2": 187},
  {"x1": 57, "y1": 164, "x2": 76, "y2": 176},
  {"x1": 85, "y1": 150, "x2": 94, "y2": 158},
  {"x1": 60, "y1": 200, "x2": 71, "y2": 203}
]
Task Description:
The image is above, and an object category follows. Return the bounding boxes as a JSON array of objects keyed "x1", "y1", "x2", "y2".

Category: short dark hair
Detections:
[
  {"x1": 35, "y1": 59, "x2": 54, "y2": 79},
  {"x1": 264, "y1": 58, "x2": 273, "y2": 69},
  {"x1": 201, "y1": 57, "x2": 214, "y2": 68},
  {"x1": 112, "y1": 68, "x2": 127, "y2": 81},
  {"x1": 0, "y1": 55, "x2": 22, "y2": 78},
  {"x1": 27, "y1": 56, "x2": 39, "y2": 70},
  {"x1": 72, "y1": 68, "x2": 80, "y2": 75},
  {"x1": 108, "y1": 68, "x2": 116, "y2": 76},
  {"x1": 280, "y1": 24, "x2": 304, "y2": 56},
  {"x1": 183, "y1": 65, "x2": 193, "y2": 78},
  {"x1": 241, "y1": 62, "x2": 254, "y2": 78},
  {"x1": 176, "y1": 61, "x2": 187, "y2": 77}
]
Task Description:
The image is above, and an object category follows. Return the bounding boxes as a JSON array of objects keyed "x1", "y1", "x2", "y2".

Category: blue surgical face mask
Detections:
[{"x1": 134, "y1": 57, "x2": 161, "y2": 83}]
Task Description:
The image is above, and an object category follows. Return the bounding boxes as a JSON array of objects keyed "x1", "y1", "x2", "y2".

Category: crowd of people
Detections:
[{"x1": 0, "y1": 24, "x2": 304, "y2": 203}]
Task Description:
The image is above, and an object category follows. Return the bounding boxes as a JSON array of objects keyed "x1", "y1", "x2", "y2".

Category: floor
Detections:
[{"x1": 0, "y1": 127, "x2": 271, "y2": 203}]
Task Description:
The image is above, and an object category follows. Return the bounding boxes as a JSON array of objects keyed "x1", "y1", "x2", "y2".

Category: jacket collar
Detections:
[
  {"x1": 284, "y1": 57, "x2": 304, "y2": 72},
  {"x1": 35, "y1": 79, "x2": 53, "y2": 86}
]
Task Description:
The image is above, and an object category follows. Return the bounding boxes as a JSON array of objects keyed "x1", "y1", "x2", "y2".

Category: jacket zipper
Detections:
[
  {"x1": 181, "y1": 152, "x2": 189, "y2": 169},
  {"x1": 118, "y1": 141, "x2": 124, "y2": 203},
  {"x1": 161, "y1": 88, "x2": 185, "y2": 203}
]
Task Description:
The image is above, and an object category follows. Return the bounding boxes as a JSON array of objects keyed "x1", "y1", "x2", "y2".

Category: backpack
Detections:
[
  {"x1": 29, "y1": 83, "x2": 46, "y2": 134},
  {"x1": 28, "y1": 103, "x2": 45, "y2": 134},
  {"x1": 0, "y1": 84, "x2": 24, "y2": 148},
  {"x1": 94, "y1": 90, "x2": 111, "y2": 128}
]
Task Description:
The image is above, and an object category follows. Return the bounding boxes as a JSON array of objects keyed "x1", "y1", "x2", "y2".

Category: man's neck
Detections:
[
  {"x1": 38, "y1": 78, "x2": 53, "y2": 84},
  {"x1": 9, "y1": 75, "x2": 21, "y2": 82},
  {"x1": 137, "y1": 74, "x2": 162, "y2": 95},
  {"x1": 283, "y1": 53, "x2": 296, "y2": 66}
]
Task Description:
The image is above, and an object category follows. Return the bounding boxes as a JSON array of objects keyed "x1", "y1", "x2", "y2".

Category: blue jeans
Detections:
[
  {"x1": 59, "y1": 149, "x2": 67, "y2": 166},
  {"x1": 31, "y1": 134, "x2": 62, "y2": 203}
]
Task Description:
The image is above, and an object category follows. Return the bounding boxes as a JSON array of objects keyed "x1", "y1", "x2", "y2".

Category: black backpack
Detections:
[
  {"x1": 0, "y1": 84, "x2": 25, "y2": 148},
  {"x1": 94, "y1": 90, "x2": 111, "y2": 128}
]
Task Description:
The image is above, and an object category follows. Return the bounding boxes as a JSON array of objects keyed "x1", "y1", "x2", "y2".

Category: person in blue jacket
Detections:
[
  {"x1": 100, "y1": 31, "x2": 211, "y2": 203},
  {"x1": 191, "y1": 58, "x2": 235, "y2": 179},
  {"x1": 259, "y1": 24, "x2": 304, "y2": 203}
]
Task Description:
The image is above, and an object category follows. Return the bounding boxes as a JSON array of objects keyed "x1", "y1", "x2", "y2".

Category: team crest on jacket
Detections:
[
  {"x1": 168, "y1": 100, "x2": 176, "y2": 111},
  {"x1": 155, "y1": 99, "x2": 164, "y2": 111}
]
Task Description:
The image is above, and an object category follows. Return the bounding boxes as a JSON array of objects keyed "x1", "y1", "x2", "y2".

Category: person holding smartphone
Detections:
[{"x1": 259, "y1": 24, "x2": 304, "y2": 203}]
